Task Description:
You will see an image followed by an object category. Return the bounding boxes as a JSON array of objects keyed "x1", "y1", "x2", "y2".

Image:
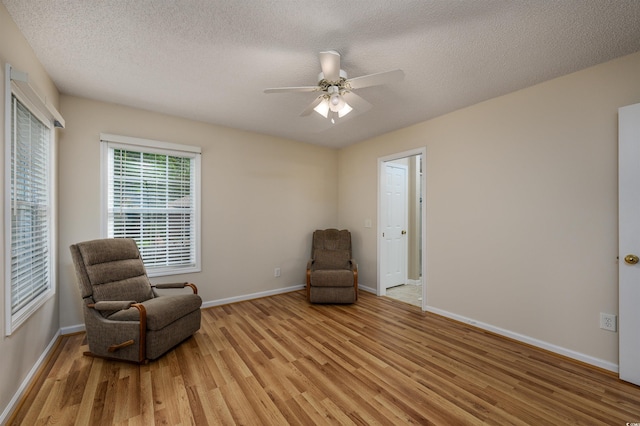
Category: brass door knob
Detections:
[
  {"x1": 401, "y1": 230, "x2": 407, "y2": 235},
  {"x1": 624, "y1": 254, "x2": 639, "y2": 265}
]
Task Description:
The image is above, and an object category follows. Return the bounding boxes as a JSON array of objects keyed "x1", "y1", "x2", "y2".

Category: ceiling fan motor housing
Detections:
[{"x1": 318, "y1": 69, "x2": 348, "y2": 88}]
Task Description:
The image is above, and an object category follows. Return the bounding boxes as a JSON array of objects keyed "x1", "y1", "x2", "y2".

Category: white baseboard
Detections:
[
  {"x1": 359, "y1": 284, "x2": 376, "y2": 294},
  {"x1": 0, "y1": 329, "x2": 61, "y2": 425},
  {"x1": 61, "y1": 323, "x2": 85, "y2": 334},
  {"x1": 200, "y1": 284, "x2": 305, "y2": 308},
  {"x1": 425, "y1": 306, "x2": 618, "y2": 373}
]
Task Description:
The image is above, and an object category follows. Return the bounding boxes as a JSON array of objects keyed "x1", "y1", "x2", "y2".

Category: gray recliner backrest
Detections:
[
  {"x1": 70, "y1": 238, "x2": 154, "y2": 304},
  {"x1": 311, "y1": 229, "x2": 352, "y2": 270}
]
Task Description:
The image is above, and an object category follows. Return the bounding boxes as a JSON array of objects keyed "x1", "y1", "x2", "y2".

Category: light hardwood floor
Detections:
[{"x1": 8, "y1": 290, "x2": 640, "y2": 425}]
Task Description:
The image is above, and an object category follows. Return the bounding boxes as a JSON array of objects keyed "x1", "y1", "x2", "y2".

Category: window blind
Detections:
[
  {"x1": 10, "y1": 95, "x2": 51, "y2": 315},
  {"x1": 108, "y1": 147, "x2": 196, "y2": 272}
]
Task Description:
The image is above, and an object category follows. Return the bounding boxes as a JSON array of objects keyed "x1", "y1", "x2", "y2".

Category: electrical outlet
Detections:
[
  {"x1": 274, "y1": 267, "x2": 281, "y2": 277},
  {"x1": 600, "y1": 313, "x2": 617, "y2": 332}
]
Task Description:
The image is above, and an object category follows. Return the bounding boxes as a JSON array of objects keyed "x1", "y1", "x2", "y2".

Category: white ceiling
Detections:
[{"x1": 4, "y1": 1, "x2": 640, "y2": 148}]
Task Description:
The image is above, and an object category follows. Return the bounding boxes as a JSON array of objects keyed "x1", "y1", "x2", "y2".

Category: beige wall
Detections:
[
  {"x1": 0, "y1": 3, "x2": 61, "y2": 418},
  {"x1": 57, "y1": 96, "x2": 339, "y2": 328},
  {"x1": 338, "y1": 51, "x2": 640, "y2": 366}
]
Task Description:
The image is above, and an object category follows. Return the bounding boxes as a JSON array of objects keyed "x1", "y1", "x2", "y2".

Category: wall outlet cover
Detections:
[{"x1": 600, "y1": 313, "x2": 617, "y2": 332}]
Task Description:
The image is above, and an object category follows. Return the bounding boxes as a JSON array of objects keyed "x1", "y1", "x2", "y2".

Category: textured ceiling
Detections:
[{"x1": 4, "y1": 0, "x2": 640, "y2": 148}]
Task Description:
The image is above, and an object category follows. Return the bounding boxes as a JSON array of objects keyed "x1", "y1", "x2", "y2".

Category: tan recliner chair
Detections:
[
  {"x1": 70, "y1": 238, "x2": 202, "y2": 363},
  {"x1": 306, "y1": 229, "x2": 358, "y2": 303}
]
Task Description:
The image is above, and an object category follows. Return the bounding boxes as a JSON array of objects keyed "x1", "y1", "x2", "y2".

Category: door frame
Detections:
[{"x1": 377, "y1": 147, "x2": 427, "y2": 310}]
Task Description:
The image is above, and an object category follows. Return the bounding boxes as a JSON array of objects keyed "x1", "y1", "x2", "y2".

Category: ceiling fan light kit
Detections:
[
  {"x1": 313, "y1": 98, "x2": 330, "y2": 117},
  {"x1": 337, "y1": 102, "x2": 352, "y2": 118},
  {"x1": 264, "y1": 50, "x2": 404, "y2": 123},
  {"x1": 313, "y1": 85, "x2": 352, "y2": 119}
]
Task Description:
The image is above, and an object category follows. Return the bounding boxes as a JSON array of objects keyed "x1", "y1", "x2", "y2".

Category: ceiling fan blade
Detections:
[
  {"x1": 300, "y1": 95, "x2": 326, "y2": 116},
  {"x1": 342, "y1": 91, "x2": 372, "y2": 113},
  {"x1": 319, "y1": 50, "x2": 341, "y2": 82},
  {"x1": 264, "y1": 86, "x2": 319, "y2": 94},
  {"x1": 347, "y1": 69, "x2": 404, "y2": 90}
]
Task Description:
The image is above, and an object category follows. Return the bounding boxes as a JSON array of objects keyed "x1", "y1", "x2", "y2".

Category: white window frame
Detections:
[
  {"x1": 100, "y1": 133, "x2": 201, "y2": 277},
  {"x1": 4, "y1": 64, "x2": 60, "y2": 336}
]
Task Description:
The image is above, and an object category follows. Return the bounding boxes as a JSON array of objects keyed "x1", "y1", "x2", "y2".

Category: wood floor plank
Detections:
[
  {"x1": 218, "y1": 379, "x2": 260, "y2": 425},
  {"x1": 205, "y1": 387, "x2": 236, "y2": 424},
  {"x1": 8, "y1": 290, "x2": 640, "y2": 425}
]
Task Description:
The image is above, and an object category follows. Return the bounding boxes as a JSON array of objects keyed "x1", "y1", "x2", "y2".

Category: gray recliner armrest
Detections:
[
  {"x1": 91, "y1": 300, "x2": 137, "y2": 311},
  {"x1": 153, "y1": 282, "x2": 199, "y2": 294}
]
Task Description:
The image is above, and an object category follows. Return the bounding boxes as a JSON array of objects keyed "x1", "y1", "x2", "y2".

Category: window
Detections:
[
  {"x1": 4, "y1": 64, "x2": 61, "y2": 335},
  {"x1": 101, "y1": 134, "x2": 201, "y2": 276}
]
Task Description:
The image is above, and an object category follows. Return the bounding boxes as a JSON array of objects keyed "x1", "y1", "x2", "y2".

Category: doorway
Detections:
[{"x1": 378, "y1": 148, "x2": 426, "y2": 310}]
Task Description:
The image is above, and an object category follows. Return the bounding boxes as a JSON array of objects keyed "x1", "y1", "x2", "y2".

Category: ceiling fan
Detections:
[{"x1": 264, "y1": 50, "x2": 404, "y2": 123}]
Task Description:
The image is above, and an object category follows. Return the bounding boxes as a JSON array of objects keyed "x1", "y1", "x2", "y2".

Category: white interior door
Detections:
[
  {"x1": 619, "y1": 102, "x2": 640, "y2": 386},
  {"x1": 381, "y1": 163, "x2": 408, "y2": 291}
]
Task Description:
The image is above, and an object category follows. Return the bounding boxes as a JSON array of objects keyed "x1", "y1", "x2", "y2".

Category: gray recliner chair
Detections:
[
  {"x1": 306, "y1": 229, "x2": 358, "y2": 303},
  {"x1": 70, "y1": 238, "x2": 202, "y2": 363}
]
